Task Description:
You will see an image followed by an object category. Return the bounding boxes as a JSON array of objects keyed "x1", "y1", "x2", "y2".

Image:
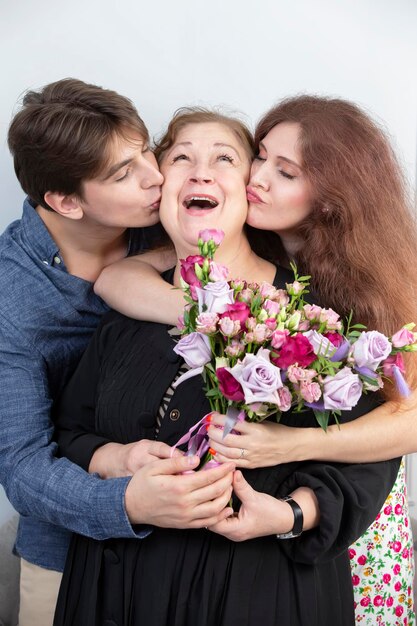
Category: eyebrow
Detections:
[
  {"x1": 259, "y1": 141, "x2": 302, "y2": 169},
  {"x1": 169, "y1": 141, "x2": 241, "y2": 158},
  {"x1": 101, "y1": 158, "x2": 133, "y2": 181}
]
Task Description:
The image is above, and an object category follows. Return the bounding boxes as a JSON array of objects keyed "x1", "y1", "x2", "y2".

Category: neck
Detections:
[
  {"x1": 173, "y1": 233, "x2": 276, "y2": 286},
  {"x1": 37, "y1": 206, "x2": 128, "y2": 282},
  {"x1": 274, "y1": 231, "x2": 303, "y2": 262}
]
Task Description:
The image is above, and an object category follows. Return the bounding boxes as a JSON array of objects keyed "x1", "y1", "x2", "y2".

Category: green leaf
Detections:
[{"x1": 314, "y1": 409, "x2": 330, "y2": 431}]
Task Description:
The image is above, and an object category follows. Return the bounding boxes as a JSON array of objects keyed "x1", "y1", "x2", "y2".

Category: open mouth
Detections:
[{"x1": 183, "y1": 195, "x2": 219, "y2": 210}]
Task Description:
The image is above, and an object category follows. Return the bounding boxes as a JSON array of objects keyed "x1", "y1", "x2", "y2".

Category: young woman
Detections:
[
  {"x1": 53, "y1": 110, "x2": 397, "y2": 626},
  {"x1": 95, "y1": 97, "x2": 417, "y2": 624}
]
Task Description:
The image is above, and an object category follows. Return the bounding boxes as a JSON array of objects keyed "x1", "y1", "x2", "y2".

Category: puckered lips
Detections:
[
  {"x1": 183, "y1": 194, "x2": 219, "y2": 211},
  {"x1": 246, "y1": 186, "x2": 264, "y2": 204}
]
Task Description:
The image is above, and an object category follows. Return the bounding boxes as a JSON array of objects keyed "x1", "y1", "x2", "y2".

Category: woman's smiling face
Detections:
[{"x1": 158, "y1": 122, "x2": 250, "y2": 255}]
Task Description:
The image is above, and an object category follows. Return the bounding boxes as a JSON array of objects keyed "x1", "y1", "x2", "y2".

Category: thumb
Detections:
[
  {"x1": 232, "y1": 470, "x2": 253, "y2": 501},
  {"x1": 152, "y1": 454, "x2": 200, "y2": 475}
]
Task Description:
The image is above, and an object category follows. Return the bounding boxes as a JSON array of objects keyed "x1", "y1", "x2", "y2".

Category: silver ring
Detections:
[{"x1": 239, "y1": 448, "x2": 245, "y2": 459}]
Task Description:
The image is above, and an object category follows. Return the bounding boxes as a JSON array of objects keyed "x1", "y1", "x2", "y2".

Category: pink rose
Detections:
[
  {"x1": 226, "y1": 348, "x2": 283, "y2": 405},
  {"x1": 299, "y1": 381, "x2": 322, "y2": 403},
  {"x1": 384, "y1": 504, "x2": 392, "y2": 515},
  {"x1": 352, "y1": 575, "x2": 360, "y2": 586},
  {"x1": 180, "y1": 255, "x2": 204, "y2": 287},
  {"x1": 287, "y1": 365, "x2": 316, "y2": 383},
  {"x1": 383, "y1": 573, "x2": 391, "y2": 584},
  {"x1": 225, "y1": 339, "x2": 245, "y2": 358},
  {"x1": 259, "y1": 282, "x2": 277, "y2": 299},
  {"x1": 373, "y1": 595, "x2": 383, "y2": 607},
  {"x1": 263, "y1": 299, "x2": 281, "y2": 317},
  {"x1": 173, "y1": 332, "x2": 211, "y2": 368},
  {"x1": 277, "y1": 386, "x2": 292, "y2": 411},
  {"x1": 386, "y1": 596, "x2": 394, "y2": 607},
  {"x1": 319, "y1": 307, "x2": 342, "y2": 330},
  {"x1": 382, "y1": 353, "x2": 405, "y2": 378},
  {"x1": 349, "y1": 549, "x2": 356, "y2": 560},
  {"x1": 271, "y1": 329, "x2": 290, "y2": 349},
  {"x1": 395, "y1": 605, "x2": 403, "y2": 617},
  {"x1": 393, "y1": 564, "x2": 401, "y2": 575},
  {"x1": 303, "y1": 304, "x2": 323, "y2": 321},
  {"x1": 352, "y1": 331, "x2": 392, "y2": 370},
  {"x1": 274, "y1": 289, "x2": 290, "y2": 306},
  {"x1": 252, "y1": 323, "x2": 271, "y2": 343},
  {"x1": 271, "y1": 333, "x2": 316, "y2": 369},
  {"x1": 393, "y1": 541, "x2": 402, "y2": 553},
  {"x1": 209, "y1": 261, "x2": 229, "y2": 282},
  {"x1": 216, "y1": 367, "x2": 245, "y2": 402},
  {"x1": 196, "y1": 281, "x2": 235, "y2": 314},
  {"x1": 322, "y1": 367, "x2": 363, "y2": 411},
  {"x1": 391, "y1": 327, "x2": 415, "y2": 348},
  {"x1": 196, "y1": 312, "x2": 219, "y2": 334},
  {"x1": 357, "y1": 555, "x2": 367, "y2": 566},
  {"x1": 198, "y1": 228, "x2": 224, "y2": 245},
  {"x1": 219, "y1": 317, "x2": 241, "y2": 338},
  {"x1": 360, "y1": 597, "x2": 370, "y2": 607},
  {"x1": 220, "y1": 302, "x2": 251, "y2": 329}
]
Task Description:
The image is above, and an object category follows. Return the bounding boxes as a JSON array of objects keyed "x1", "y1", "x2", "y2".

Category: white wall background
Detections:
[{"x1": 1, "y1": 0, "x2": 416, "y2": 532}]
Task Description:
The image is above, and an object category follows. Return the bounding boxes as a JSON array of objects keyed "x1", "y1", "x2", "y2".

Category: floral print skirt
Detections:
[{"x1": 350, "y1": 459, "x2": 415, "y2": 625}]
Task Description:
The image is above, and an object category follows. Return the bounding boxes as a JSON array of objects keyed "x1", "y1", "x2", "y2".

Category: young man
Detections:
[{"x1": 0, "y1": 79, "x2": 234, "y2": 625}]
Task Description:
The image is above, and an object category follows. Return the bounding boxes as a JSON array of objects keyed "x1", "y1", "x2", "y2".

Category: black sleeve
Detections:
[
  {"x1": 277, "y1": 393, "x2": 400, "y2": 564},
  {"x1": 53, "y1": 318, "x2": 112, "y2": 471}
]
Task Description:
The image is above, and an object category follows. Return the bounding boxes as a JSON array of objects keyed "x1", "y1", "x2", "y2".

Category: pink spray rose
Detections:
[
  {"x1": 219, "y1": 317, "x2": 241, "y2": 338},
  {"x1": 299, "y1": 380, "x2": 322, "y2": 403},
  {"x1": 195, "y1": 312, "x2": 219, "y2": 334},
  {"x1": 198, "y1": 228, "x2": 224, "y2": 245},
  {"x1": 271, "y1": 333, "x2": 316, "y2": 369},
  {"x1": 173, "y1": 332, "x2": 212, "y2": 368},
  {"x1": 271, "y1": 329, "x2": 290, "y2": 350},
  {"x1": 277, "y1": 386, "x2": 292, "y2": 411},
  {"x1": 352, "y1": 331, "x2": 392, "y2": 371},
  {"x1": 391, "y1": 327, "x2": 415, "y2": 348},
  {"x1": 220, "y1": 301, "x2": 251, "y2": 329},
  {"x1": 263, "y1": 299, "x2": 281, "y2": 317},
  {"x1": 208, "y1": 261, "x2": 229, "y2": 282},
  {"x1": 319, "y1": 307, "x2": 342, "y2": 330},
  {"x1": 322, "y1": 367, "x2": 363, "y2": 411}
]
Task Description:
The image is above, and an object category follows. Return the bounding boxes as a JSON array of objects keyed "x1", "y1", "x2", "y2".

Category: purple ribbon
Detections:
[
  {"x1": 392, "y1": 365, "x2": 411, "y2": 397},
  {"x1": 330, "y1": 340, "x2": 350, "y2": 362},
  {"x1": 222, "y1": 407, "x2": 246, "y2": 439}
]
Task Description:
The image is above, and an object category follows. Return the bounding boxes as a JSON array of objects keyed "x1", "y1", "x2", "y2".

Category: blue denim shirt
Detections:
[{"x1": 0, "y1": 199, "x2": 153, "y2": 571}]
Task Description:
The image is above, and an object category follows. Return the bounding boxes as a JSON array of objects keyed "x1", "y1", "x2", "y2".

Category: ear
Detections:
[{"x1": 43, "y1": 191, "x2": 84, "y2": 220}]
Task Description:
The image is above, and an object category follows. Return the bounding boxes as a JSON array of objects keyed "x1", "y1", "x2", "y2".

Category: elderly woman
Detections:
[{"x1": 53, "y1": 109, "x2": 399, "y2": 626}]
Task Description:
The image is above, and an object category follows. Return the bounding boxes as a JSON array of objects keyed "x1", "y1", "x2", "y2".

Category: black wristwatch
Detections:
[{"x1": 276, "y1": 496, "x2": 304, "y2": 539}]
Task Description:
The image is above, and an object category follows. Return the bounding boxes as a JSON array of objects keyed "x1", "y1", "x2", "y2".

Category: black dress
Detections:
[{"x1": 53, "y1": 267, "x2": 400, "y2": 626}]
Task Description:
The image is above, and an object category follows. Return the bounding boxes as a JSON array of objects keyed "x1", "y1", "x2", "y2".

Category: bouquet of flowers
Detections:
[{"x1": 171, "y1": 229, "x2": 417, "y2": 462}]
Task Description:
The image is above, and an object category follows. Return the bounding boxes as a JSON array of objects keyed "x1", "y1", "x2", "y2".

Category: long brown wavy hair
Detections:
[{"x1": 255, "y1": 95, "x2": 417, "y2": 396}]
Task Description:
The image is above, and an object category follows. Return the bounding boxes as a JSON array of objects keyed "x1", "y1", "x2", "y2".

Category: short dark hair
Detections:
[{"x1": 8, "y1": 78, "x2": 149, "y2": 210}]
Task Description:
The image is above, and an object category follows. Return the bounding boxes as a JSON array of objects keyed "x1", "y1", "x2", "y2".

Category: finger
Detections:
[
  {"x1": 207, "y1": 426, "x2": 247, "y2": 447},
  {"x1": 190, "y1": 487, "x2": 234, "y2": 523},
  {"x1": 185, "y1": 461, "x2": 235, "y2": 491},
  {"x1": 207, "y1": 514, "x2": 240, "y2": 536},
  {"x1": 231, "y1": 470, "x2": 253, "y2": 502},
  {"x1": 214, "y1": 451, "x2": 248, "y2": 468},
  {"x1": 191, "y1": 473, "x2": 234, "y2": 505},
  {"x1": 190, "y1": 506, "x2": 235, "y2": 529},
  {"x1": 208, "y1": 440, "x2": 245, "y2": 461},
  {"x1": 150, "y1": 441, "x2": 182, "y2": 459},
  {"x1": 149, "y1": 454, "x2": 200, "y2": 475}
]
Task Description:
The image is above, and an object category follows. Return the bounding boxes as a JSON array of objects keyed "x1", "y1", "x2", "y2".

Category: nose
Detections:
[
  {"x1": 250, "y1": 160, "x2": 269, "y2": 190},
  {"x1": 189, "y1": 162, "x2": 214, "y2": 184},
  {"x1": 141, "y1": 162, "x2": 164, "y2": 188}
]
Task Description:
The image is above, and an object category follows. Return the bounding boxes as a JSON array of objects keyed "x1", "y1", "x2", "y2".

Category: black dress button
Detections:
[
  {"x1": 169, "y1": 408, "x2": 180, "y2": 421},
  {"x1": 103, "y1": 548, "x2": 120, "y2": 564}
]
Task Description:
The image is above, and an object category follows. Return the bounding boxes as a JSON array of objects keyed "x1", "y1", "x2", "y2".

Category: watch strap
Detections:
[{"x1": 276, "y1": 495, "x2": 303, "y2": 539}]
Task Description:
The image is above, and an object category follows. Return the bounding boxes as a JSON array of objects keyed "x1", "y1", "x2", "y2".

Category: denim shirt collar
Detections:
[{"x1": 21, "y1": 198, "x2": 65, "y2": 269}]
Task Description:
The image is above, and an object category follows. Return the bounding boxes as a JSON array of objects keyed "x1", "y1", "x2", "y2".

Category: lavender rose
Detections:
[
  {"x1": 323, "y1": 367, "x2": 363, "y2": 411},
  {"x1": 226, "y1": 348, "x2": 283, "y2": 405},
  {"x1": 196, "y1": 281, "x2": 235, "y2": 314},
  {"x1": 173, "y1": 332, "x2": 211, "y2": 368},
  {"x1": 352, "y1": 331, "x2": 392, "y2": 371},
  {"x1": 304, "y1": 330, "x2": 337, "y2": 357}
]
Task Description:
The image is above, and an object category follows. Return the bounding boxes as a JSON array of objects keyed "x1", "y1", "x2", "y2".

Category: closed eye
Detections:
[
  {"x1": 115, "y1": 169, "x2": 130, "y2": 182},
  {"x1": 172, "y1": 154, "x2": 190, "y2": 163},
  {"x1": 279, "y1": 170, "x2": 296, "y2": 180}
]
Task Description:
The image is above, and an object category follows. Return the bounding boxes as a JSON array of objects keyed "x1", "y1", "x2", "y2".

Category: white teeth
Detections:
[{"x1": 184, "y1": 196, "x2": 218, "y2": 209}]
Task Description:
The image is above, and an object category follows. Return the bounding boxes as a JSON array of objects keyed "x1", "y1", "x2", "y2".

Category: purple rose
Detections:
[
  {"x1": 196, "y1": 281, "x2": 235, "y2": 314},
  {"x1": 173, "y1": 332, "x2": 211, "y2": 368},
  {"x1": 226, "y1": 348, "x2": 283, "y2": 405},
  {"x1": 352, "y1": 331, "x2": 392, "y2": 370},
  {"x1": 304, "y1": 330, "x2": 337, "y2": 357},
  {"x1": 323, "y1": 367, "x2": 363, "y2": 411}
]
